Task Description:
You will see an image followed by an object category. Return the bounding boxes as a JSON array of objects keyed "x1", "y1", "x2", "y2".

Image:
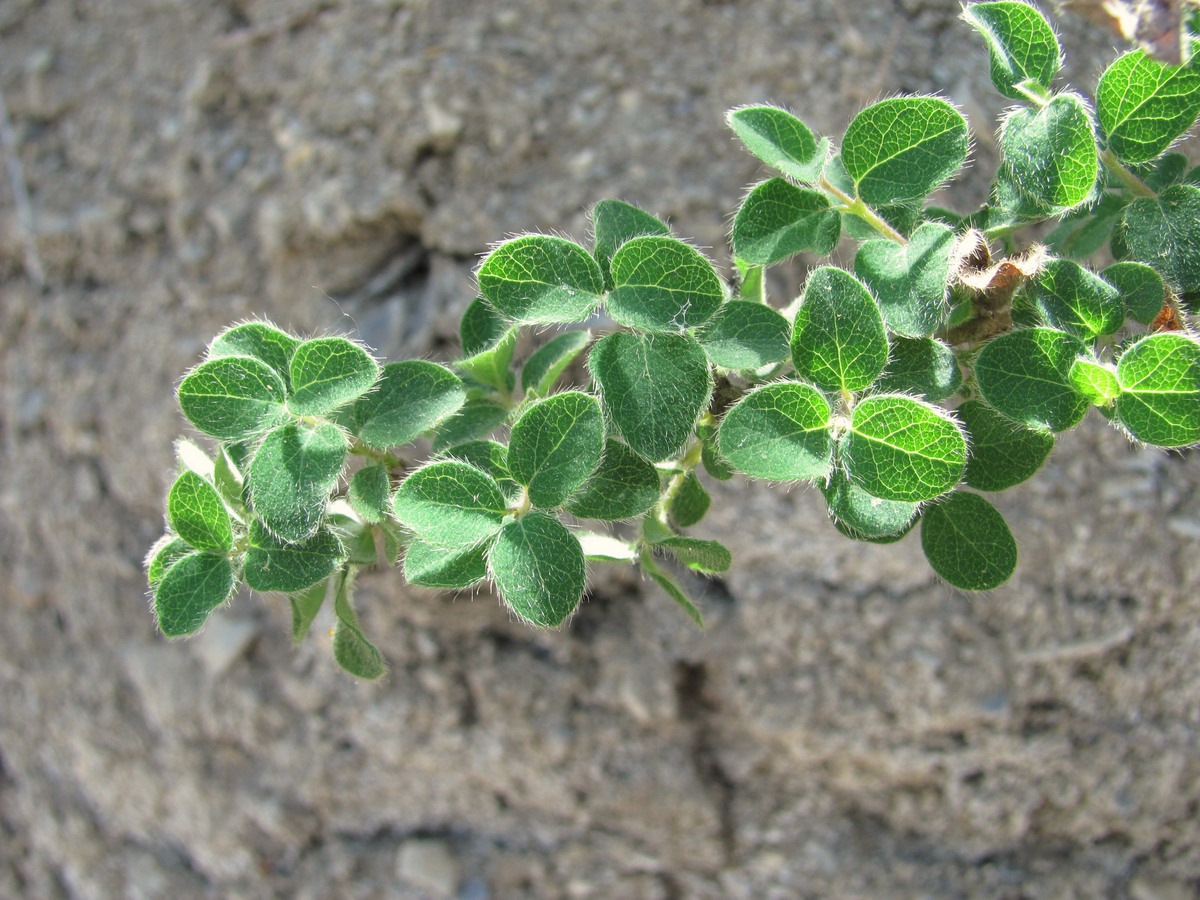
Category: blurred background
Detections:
[{"x1": 1, "y1": 1, "x2": 1198, "y2": 897}]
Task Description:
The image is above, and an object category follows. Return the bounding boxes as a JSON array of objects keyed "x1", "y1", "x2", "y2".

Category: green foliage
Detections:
[{"x1": 149, "y1": 3, "x2": 1200, "y2": 677}]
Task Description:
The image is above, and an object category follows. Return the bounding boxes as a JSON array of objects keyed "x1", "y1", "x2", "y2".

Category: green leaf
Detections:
[
  {"x1": 392, "y1": 460, "x2": 508, "y2": 549},
  {"x1": 1029, "y1": 258, "x2": 1124, "y2": 340},
  {"x1": 167, "y1": 470, "x2": 233, "y2": 553},
  {"x1": 843, "y1": 394, "x2": 968, "y2": 502},
  {"x1": 1097, "y1": 50, "x2": 1200, "y2": 165},
  {"x1": 1123, "y1": 184, "x2": 1200, "y2": 294},
  {"x1": 607, "y1": 236, "x2": 725, "y2": 332},
  {"x1": 244, "y1": 521, "x2": 345, "y2": 593},
  {"x1": 454, "y1": 326, "x2": 518, "y2": 394},
  {"x1": 1102, "y1": 261, "x2": 1166, "y2": 325},
  {"x1": 999, "y1": 93, "x2": 1099, "y2": 213},
  {"x1": 726, "y1": 104, "x2": 828, "y2": 183},
  {"x1": 717, "y1": 381, "x2": 833, "y2": 482},
  {"x1": 153, "y1": 551, "x2": 236, "y2": 637},
  {"x1": 588, "y1": 331, "x2": 712, "y2": 462},
  {"x1": 460, "y1": 295, "x2": 507, "y2": 356},
  {"x1": 521, "y1": 330, "x2": 593, "y2": 398},
  {"x1": 730, "y1": 178, "x2": 840, "y2": 267},
  {"x1": 1115, "y1": 332, "x2": 1200, "y2": 446},
  {"x1": 350, "y1": 360, "x2": 467, "y2": 450},
  {"x1": 642, "y1": 557, "x2": 705, "y2": 627},
  {"x1": 249, "y1": 422, "x2": 348, "y2": 544},
  {"x1": 791, "y1": 266, "x2": 889, "y2": 394},
  {"x1": 962, "y1": 1, "x2": 1062, "y2": 101},
  {"x1": 403, "y1": 539, "x2": 488, "y2": 590},
  {"x1": 656, "y1": 536, "x2": 732, "y2": 574},
  {"x1": 289, "y1": 578, "x2": 328, "y2": 643},
  {"x1": 326, "y1": 507, "x2": 379, "y2": 566},
  {"x1": 591, "y1": 199, "x2": 671, "y2": 290},
  {"x1": 701, "y1": 440, "x2": 735, "y2": 481},
  {"x1": 975, "y1": 327, "x2": 1090, "y2": 432},
  {"x1": 288, "y1": 337, "x2": 380, "y2": 417},
  {"x1": 565, "y1": 439, "x2": 661, "y2": 520},
  {"x1": 854, "y1": 222, "x2": 954, "y2": 338},
  {"x1": 146, "y1": 535, "x2": 193, "y2": 587},
  {"x1": 822, "y1": 466, "x2": 919, "y2": 540},
  {"x1": 478, "y1": 235, "x2": 605, "y2": 324},
  {"x1": 958, "y1": 399, "x2": 1055, "y2": 491},
  {"x1": 698, "y1": 301, "x2": 791, "y2": 370},
  {"x1": 332, "y1": 570, "x2": 385, "y2": 680},
  {"x1": 207, "y1": 321, "x2": 299, "y2": 388},
  {"x1": 921, "y1": 491, "x2": 1017, "y2": 590},
  {"x1": 668, "y1": 473, "x2": 710, "y2": 528},
  {"x1": 431, "y1": 400, "x2": 510, "y2": 452},
  {"x1": 489, "y1": 512, "x2": 585, "y2": 627},
  {"x1": 508, "y1": 391, "x2": 606, "y2": 509},
  {"x1": 1069, "y1": 358, "x2": 1122, "y2": 405},
  {"x1": 440, "y1": 440, "x2": 512, "y2": 488},
  {"x1": 348, "y1": 464, "x2": 392, "y2": 524},
  {"x1": 177, "y1": 355, "x2": 289, "y2": 442},
  {"x1": 1046, "y1": 192, "x2": 1129, "y2": 259},
  {"x1": 842, "y1": 97, "x2": 970, "y2": 205},
  {"x1": 875, "y1": 336, "x2": 962, "y2": 402}
]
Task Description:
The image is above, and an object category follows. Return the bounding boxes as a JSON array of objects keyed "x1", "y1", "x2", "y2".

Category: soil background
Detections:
[{"x1": 2, "y1": 1, "x2": 1199, "y2": 898}]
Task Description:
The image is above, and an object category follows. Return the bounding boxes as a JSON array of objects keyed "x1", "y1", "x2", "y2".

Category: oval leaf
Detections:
[
  {"x1": 975, "y1": 327, "x2": 1090, "y2": 432},
  {"x1": 843, "y1": 394, "x2": 967, "y2": 502},
  {"x1": 591, "y1": 199, "x2": 671, "y2": 290},
  {"x1": 249, "y1": 422, "x2": 348, "y2": 544},
  {"x1": 489, "y1": 512, "x2": 586, "y2": 627},
  {"x1": 921, "y1": 491, "x2": 1017, "y2": 591},
  {"x1": 1115, "y1": 332, "x2": 1200, "y2": 447},
  {"x1": 822, "y1": 466, "x2": 919, "y2": 540},
  {"x1": 1102, "y1": 261, "x2": 1165, "y2": 325},
  {"x1": 508, "y1": 391, "x2": 606, "y2": 509},
  {"x1": 1069, "y1": 358, "x2": 1122, "y2": 406},
  {"x1": 999, "y1": 93, "x2": 1098, "y2": 214},
  {"x1": 958, "y1": 399, "x2": 1055, "y2": 491},
  {"x1": 207, "y1": 321, "x2": 299, "y2": 388},
  {"x1": 854, "y1": 222, "x2": 954, "y2": 338},
  {"x1": 1030, "y1": 258, "x2": 1123, "y2": 340},
  {"x1": 963, "y1": 1, "x2": 1062, "y2": 101},
  {"x1": 607, "y1": 236, "x2": 724, "y2": 332},
  {"x1": 1123, "y1": 184, "x2": 1200, "y2": 294},
  {"x1": 698, "y1": 301, "x2": 791, "y2": 370},
  {"x1": 588, "y1": 331, "x2": 712, "y2": 462},
  {"x1": 478, "y1": 235, "x2": 605, "y2": 324},
  {"x1": 731, "y1": 178, "x2": 840, "y2": 267},
  {"x1": 726, "y1": 105, "x2": 828, "y2": 183},
  {"x1": 791, "y1": 266, "x2": 889, "y2": 394},
  {"x1": 404, "y1": 539, "x2": 488, "y2": 590},
  {"x1": 351, "y1": 360, "x2": 466, "y2": 450},
  {"x1": 842, "y1": 97, "x2": 969, "y2": 205},
  {"x1": 177, "y1": 356, "x2": 288, "y2": 442},
  {"x1": 167, "y1": 470, "x2": 233, "y2": 553},
  {"x1": 153, "y1": 551, "x2": 236, "y2": 637},
  {"x1": 875, "y1": 336, "x2": 962, "y2": 402},
  {"x1": 565, "y1": 439, "x2": 662, "y2": 521},
  {"x1": 244, "y1": 521, "x2": 346, "y2": 593},
  {"x1": 717, "y1": 381, "x2": 833, "y2": 482},
  {"x1": 288, "y1": 337, "x2": 380, "y2": 417},
  {"x1": 392, "y1": 460, "x2": 508, "y2": 550},
  {"x1": 1097, "y1": 50, "x2": 1200, "y2": 165}
]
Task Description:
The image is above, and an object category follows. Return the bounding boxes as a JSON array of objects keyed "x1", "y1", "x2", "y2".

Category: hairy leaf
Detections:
[
  {"x1": 1123, "y1": 184, "x2": 1200, "y2": 293},
  {"x1": 392, "y1": 460, "x2": 509, "y2": 550},
  {"x1": 921, "y1": 491, "x2": 1017, "y2": 590},
  {"x1": 244, "y1": 521, "x2": 345, "y2": 593},
  {"x1": 975, "y1": 327, "x2": 1090, "y2": 432},
  {"x1": 521, "y1": 330, "x2": 593, "y2": 398},
  {"x1": 508, "y1": 391, "x2": 606, "y2": 509},
  {"x1": 1097, "y1": 50, "x2": 1200, "y2": 164},
  {"x1": 854, "y1": 222, "x2": 954, "y2": 338},
  {"x1": 875, "y1": 336, "x2": 962, "y2": 402},
  {"x1": 842, "y1": 97, "x2": 970, "y2": 205},
  {"x1": 727, "y1": 104, "x2": 828, "y2": 183},
  {"x1": 288, "y1": 337, "x2": 380, "y2": 417},
  {"x1": 698, "y1": 300, "x2": 791, "y2": 370},
  {"x1": 607, "y1": 236, "x2": 724, "y2": 332},
  {"x1": 208, "y1": 321, "x2": 298, "y2": 388},
  {"x1": 999, "y1": 93, "x2": 1098, "y2": 213},
  {"x1": 963, "y1": 1, "x2": 1062, "y2": 101},
  {"x1": 591, "y1": 200, "x2": 671, "y2": 290},
  {"x1": 958, "y1": 399, "x2": 1055, "y2": 491},
  {"x1": 249, "y1": 422, "x2": 348, "y2": 544},
  {"x1": 843, "y1": 394, "x2": 968, "y2": 502},
  {"x1": 1030, "y1": 258, "x2": 1124, "y2": 340},
  {"x1": 565, "y1": 439, "x2": 661, "y2": 520},
  {"x1": 153, "y1": 551, "x2": 236, "y2": 637},
  {"x1": 168, "y1": 470, "x2": 233, "y2": 553},
  {"x1": 177, "y1": 356, "x2": 288, "y2": 442},
  {"x1": 404, "y1": 539, "x2": 489, "y2": 590},
  {"x1": 478, "y1": 235, "x2": 605, "y2": 324},
  {"x1": 791, "y1": 266, "x2": 889, "y2": 394},
  {"x1": 1115, "y1": 332, "x2": 1200, "y2": 446},
  {"x1": 717, "y1": 381, "x2": 833, "y2": 481},
  {"x1": 589, "y1": 331, "x2": 712, "y2": 461},
  {"x1": 489, "y1": 512, "x2": 586, "y2": 627},
  {"x1": 731, "y1": 178, "x2": 840, "y2": 266}
]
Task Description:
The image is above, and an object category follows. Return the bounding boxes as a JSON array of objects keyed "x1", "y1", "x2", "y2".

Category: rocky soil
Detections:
[{"x1": 1, "y1": 1, "x2": 1198, "y2": 897}]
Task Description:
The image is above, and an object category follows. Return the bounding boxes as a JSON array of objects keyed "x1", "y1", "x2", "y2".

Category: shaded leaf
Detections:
[
  {"x1": 1102, "y1": 261, "x2": 1166, "y2": 324},
  {"x1": 1030, "y1": 258, "x2": 1124, "y2": 339},
  {"x1": 591, "y1": 200, "x2": 671, "y2": 290},
  {"x1": 208, "y1": 321, "x2": 298, "y2": 388},
  {"x1": 153, "y1": 551, "x2": 236, "y2": 637},
  {"x1": 521, "y1": 330, "x2": 593, "y2": 398},
  {"x1": 332, "y1": 570, "x2": 385, "y2": 680},
  {"x1": 460, "y1": 295, "x2": 507, "y2": 356},
  {"x1": 289, "y1": 578, "x2": 328, "y2": 644},
  {"x1": 731, "y1": 178, "x2": 840, "y2": 266},
  {"x1": 822, "y1": 466, "x2": 919, "y2": 540},
  {"x1": 999, "y1": 93, "x2": 1099, "y2": 213},
  {"x1": 348, "y1": 464, "x2": 392, "y2": 524},
  {"x1": 921, "y1": 491, "x2": 1017, "y2": 590},
  {"x1": 249, "y1": 422, "x2": 348, "y2": 544},
  {"x1": 854, "y1": 222, "x2": 954, "y2": 338},
  {"x1": 1122, "y1": 184, "x2": 1200, "y2": 293},
  {"x1": 875, "y1": 336, "x2": 962, "y2": 402},
  {"x1": 489, "y1": 512, "x2": 586, "y2": 627},
  {"x1": 656, "y1": 536, "x2": 732, "y2": 574},
  {"x1": 244, "y1": 521, "x2": 346, "y2": 593},
  {"x1": 698, "y1": 301, "x2": 791, "y2": 370},
  {"x1": 404, "y1": 539, "x2": 489, "y2": 590},
  {"x1": 565, "y1": 439, "x2": 662, "y2": 520},
  {"x1": 668, "y1": 473, "x2": 710, "y2": 528},
  {"x1": 958, "y1": 399, "x2": 1055, "y2": 491}
]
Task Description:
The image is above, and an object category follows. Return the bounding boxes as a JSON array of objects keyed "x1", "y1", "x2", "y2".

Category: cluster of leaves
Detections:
[{"x1": 148, "y1": 1, "x2": 1200, "y2": 678}]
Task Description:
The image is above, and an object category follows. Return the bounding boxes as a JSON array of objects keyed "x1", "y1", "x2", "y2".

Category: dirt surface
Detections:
[{"x1": 2, "y1": 1, "x2": 1199, "y2": 897}]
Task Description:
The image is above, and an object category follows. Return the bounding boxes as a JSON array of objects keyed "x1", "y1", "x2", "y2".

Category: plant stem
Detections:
[
  {"x1": 1100, "y1": 148, "x2": 1156, "y2": 199},
  {"x1": 820, "y1": 175, "x2": 908, "y2": 244}
]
